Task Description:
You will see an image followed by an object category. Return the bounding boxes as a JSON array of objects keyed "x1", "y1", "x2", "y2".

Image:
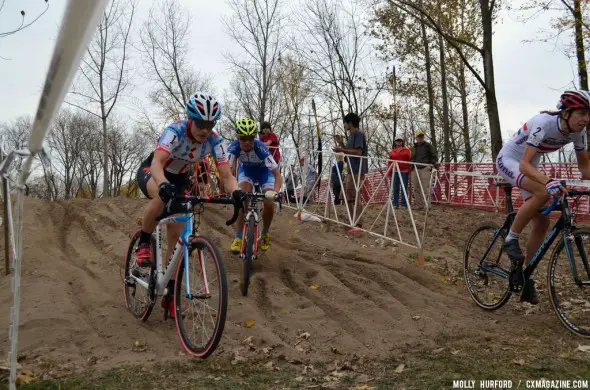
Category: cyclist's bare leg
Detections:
[
  {"x1": 141, "y1": 177, "x2": 165, "y2": 233},
  {"x1": 510, "y1": 177, "x2": 549, "y2": 235},
  {"x1": 236, "y1": 181, "x2": 253, "y2": 234},
  {"x1": 262, "y1": 190, "x2": 275, "y2": 231},
  {"x1": 525, "y1": 214, "x2": 550, "y2": 265}
]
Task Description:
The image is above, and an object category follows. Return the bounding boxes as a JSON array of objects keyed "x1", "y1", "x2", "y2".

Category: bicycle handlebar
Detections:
[
  {"x1": 155, "y1": 195, "x2": 239, "y2": 224},
  {"x1": 155, "y1": 191, "x2": 284, "y2": 225},
  {"x1": 539, "y1": 180, "x2": 590, "y2": 216}
]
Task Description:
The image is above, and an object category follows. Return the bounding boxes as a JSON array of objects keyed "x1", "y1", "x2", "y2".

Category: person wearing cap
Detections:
[
  {"x1": 410, "y1": 130, "x2": 437, "y2": 210},
  {"x1": 388, "y1": 137, "x2": 412, "y2": 208}
]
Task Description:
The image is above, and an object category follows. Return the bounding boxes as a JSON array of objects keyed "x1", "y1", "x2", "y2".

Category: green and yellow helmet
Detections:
[{"x1": 235, "y1": 117, "x2": 257, "y2": 136}]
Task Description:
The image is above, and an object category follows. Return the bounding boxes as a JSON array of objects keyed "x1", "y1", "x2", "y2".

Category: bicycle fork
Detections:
[{"x1": 240, "y1": 211, "x2": 260, "y2": 260}]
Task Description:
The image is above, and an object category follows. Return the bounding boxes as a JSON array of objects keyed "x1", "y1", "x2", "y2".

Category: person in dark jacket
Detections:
[
  {"x1": 410, "y1": 130, "x2": 437, "y2": 209},
  {"x1": 331, "y1": 157, "x2": 345, "y2": 205}
]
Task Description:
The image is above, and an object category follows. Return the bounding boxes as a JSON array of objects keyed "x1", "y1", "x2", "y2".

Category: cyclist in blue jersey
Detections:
[{"x1": 228, "y1": 117, "x2": 282, "y2": 252}]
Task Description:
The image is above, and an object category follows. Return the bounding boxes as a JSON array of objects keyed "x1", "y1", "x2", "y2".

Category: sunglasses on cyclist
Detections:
[
  {"x1": 237, "y1": 135, "x2": 255, "y2": 142},
  {"x1": 193, "y1": 119, "x2": 216, "y2": 130}
]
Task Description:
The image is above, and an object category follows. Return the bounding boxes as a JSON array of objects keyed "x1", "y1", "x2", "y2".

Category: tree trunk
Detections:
[
  {"x1": 480, "y1": 0, "x2": 502, "y2": 160},
  {"x1": 439, "y1": 32, "x2": 451, "y2": 163},
  {"x1": 102, "y1": 116, "x2": 109, "y2": 197},
  {"x1": 421, "y1": 19, "x2": 437, "y2": 154},
  {"x1": 574, "y1": 0, "x2": 588, "y2": 90},
  {"x1": 459, "y1": 64, "x2": 473, "y2": 162}
]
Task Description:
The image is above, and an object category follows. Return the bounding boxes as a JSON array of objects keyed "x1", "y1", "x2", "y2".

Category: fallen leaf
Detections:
[
  {"x1": 560, "y1": 352, "x2": 570, "y2": 358},
  {"x1": 242, "y1": 336, "x2": 254, "y2": 346},
  {"x1": 264, "y1": 361, "x2": 276, "y2": 370},
  {"x1": 354, "y1": 386, "x2": 375, "y2": 390},
  {"x1": 451, "y1": 350, "x2": 460, "y2": 355},
  {"x1": 512, "y1": 359, "x2": 525, "y2": 366},
  {"x1": 298, "y1": 331, "x2": 311, "y2": 339},
  {"x1": 262, "y1": 347, "x2": 273, "y2": 355},
  {"x1": 331, "y1": 346, "x2": 343, "y2": 354},
  {"x1": 394, "y1": 363, "x2": 405, "y2": 373},
  {"x1": 15, "y1": 372, "x2": 37, "y2": 385},
  {"x1": 432, "y1": 347, "x2": 444, "y2": 354},
  {"x1": 295, "y1": 376, "x2": 304, "y2": 382},
  {"x1": 310, "y1": 284, "x2": 321, "y2": 290},
  {"x1": 412, "y1": 315, "x2": 421, "y2": 320},
  {"x1": 438, "y1": 276, "x2": 449, "y2": 284},
  {"x1": 134, "y1": 340, "x2": 145, "y2": 348},
  {"x1": 245, "y1": 319, "x2": 255, "y2": 328},
  {"x1": 576, "y1": 345, "x2": 590, "y2": 353}
]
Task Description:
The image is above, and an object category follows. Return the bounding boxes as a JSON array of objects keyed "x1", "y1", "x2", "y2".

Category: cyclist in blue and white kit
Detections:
[
  {"x1": 497, "y1": 90, "x2": 590, "y2": 304},
  {"x1": 228, "y1": 117, "x2": 283, "y2": 253}
]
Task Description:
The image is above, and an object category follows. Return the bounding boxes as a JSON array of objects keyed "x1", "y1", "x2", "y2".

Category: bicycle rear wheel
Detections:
[
  {"x1": 548, "y1": 228, "x2": 590, "y2": 338},
  {"x1": 123, "y1": 231, "x2": 157, "y2": 321},
  {"x1": 464, "y1": 222, "x2": 512, "y2": 310},
  {"x1": 174, "y1": 236, "x2": 228, "y2": 358},
  {"x1": 241, "y1": 216, "x2": 256, "y2": 297}
]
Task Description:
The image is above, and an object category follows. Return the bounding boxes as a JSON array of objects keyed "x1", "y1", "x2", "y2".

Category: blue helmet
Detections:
[{"x1": 186, "y1": 92, "x2": 222, "y2": 121}]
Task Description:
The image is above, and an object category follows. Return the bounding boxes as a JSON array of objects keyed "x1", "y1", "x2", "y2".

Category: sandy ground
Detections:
[{"x1": 0, "y1": 197, "x2": 587, "y2": 379}]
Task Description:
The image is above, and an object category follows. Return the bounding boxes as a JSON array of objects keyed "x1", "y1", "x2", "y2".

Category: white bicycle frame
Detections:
[{"x1": 128, "y1": 211, "x2": 211, "y2": 300}]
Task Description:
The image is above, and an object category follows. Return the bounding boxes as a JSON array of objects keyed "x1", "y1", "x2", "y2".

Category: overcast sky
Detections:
[{"x1": 0, "y1": 0, "x2": 580, "y2": 141}]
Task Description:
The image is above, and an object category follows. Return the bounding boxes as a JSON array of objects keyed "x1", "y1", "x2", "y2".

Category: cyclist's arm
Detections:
[
  {"x1": 271, "y1": 168, "x2": 282, "y2": 193},
  {"x1": 217, "y1": 163, "x2": 238, "y2": 193},
  {"x1": 150, "y1": 149, "x2": 170, "y2": 185},
  {"x1": 519, "y1": 145, "x2": 550, "y2": 185},
  {"x1": 575, "y1": 149, "x2": 590, "y2": 179}
]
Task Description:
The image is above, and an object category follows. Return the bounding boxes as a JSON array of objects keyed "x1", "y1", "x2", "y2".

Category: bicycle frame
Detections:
[
  {"x1": 479, "y1": 188, "x2": 590, "y2": 286},
  {"x1": 240, "y1": 195, "x2": 262, "y2": 258},
  {"x1": 128, "y1": 212, "x2": 211, "y2": 300}
]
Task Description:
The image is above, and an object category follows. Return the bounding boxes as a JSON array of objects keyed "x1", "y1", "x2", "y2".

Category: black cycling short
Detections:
[{"x1": 136, "y1": 152, "x2": 190, "y2": 199}]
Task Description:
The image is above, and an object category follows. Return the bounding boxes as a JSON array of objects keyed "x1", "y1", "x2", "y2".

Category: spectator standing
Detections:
[
  {"x1": 331, "y1": 155, "x2": 345, "y2": 205},
  {"x1": 259, "y1": 121, "x2": 281, "y2": 166},
  {"x1": 332, "y1": 113, "x2": 368, "y2": 234},
  {"x1": 388, "y1": 137, "x2": 412, "y2": 208},
  {"x1": 410, "y1": 130, "x2": 437, "y2": 210}
]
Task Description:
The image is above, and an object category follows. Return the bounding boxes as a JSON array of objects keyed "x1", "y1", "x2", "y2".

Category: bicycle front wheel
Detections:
[
  {"x1": 174, "y1": 236, "x2": 228, "y2": 358},
  {"x1": 123, "y1": 231, "x2": 156, "y2": 321},
  {"x1": 548, "y1": 228, "x2": 590, "y2": 338},
  {"x1": 464, "y1": 222, "x2": 512, "y2": 310},
  {"x1": 241, "y1": 216, "x2": 256, "y2": 297}
]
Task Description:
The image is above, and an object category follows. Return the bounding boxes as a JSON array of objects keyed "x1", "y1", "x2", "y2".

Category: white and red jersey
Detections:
[
  {"x1": 155, "y1": 119, "x2": 229, "y2": 174},
  {"x1": 501, "y1": 113, "x2": 587, "y2": 163}
]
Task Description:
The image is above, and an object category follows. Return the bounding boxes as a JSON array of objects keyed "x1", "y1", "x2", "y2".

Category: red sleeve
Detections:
[{"x1": 269, "y1": 133, "x2": 279, "y2": 146}]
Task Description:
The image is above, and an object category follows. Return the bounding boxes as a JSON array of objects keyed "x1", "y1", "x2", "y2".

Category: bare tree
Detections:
[
  {"x1": 139, "y1": 0, "x2": 214, "y2": 122},
  {"x1": 108, "y1": 121, "x2": 150, "y2": 196},
  {"x1": 0, "y1": 115, "x2": 32, "y2": 171},
  {"x1": 47, "y1": 110, "x2": 94, "y2": 199},
  {"x1": 297, "y1": 0, "x2": 385, "y2": 121},
  {"x1": 66, "y1": 0, "x2": 136, "y2": 197},
  {"x1": 386, "y1": 0, "x2": 503, "y2": 160},
  {"x1": 77, "y1": 118, "x2": 104, "y2": 198},
  {"x1": 0, "y1": 0, "x2": 49, "y2": 50},
  {"x1": 223, "y1": 0, "x2": 285, "y2": 125}
]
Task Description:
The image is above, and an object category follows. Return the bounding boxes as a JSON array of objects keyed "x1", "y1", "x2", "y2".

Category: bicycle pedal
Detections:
[{"x1": 509, "y1": 271, "x2": 524, "y2": 292}]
